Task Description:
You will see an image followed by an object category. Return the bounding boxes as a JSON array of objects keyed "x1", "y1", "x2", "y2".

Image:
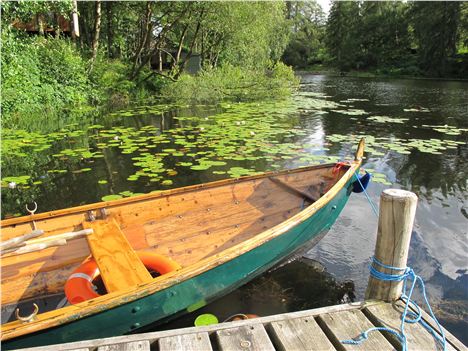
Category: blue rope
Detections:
[
  {"x1": 354, "y1": 171, "x2": 379, "y2": 217},
  {"x1": 342, "y1": 257, "x2": 447, "y2": 351}
]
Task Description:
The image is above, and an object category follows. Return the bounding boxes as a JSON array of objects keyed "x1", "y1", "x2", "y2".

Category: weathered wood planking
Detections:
[
  {"x1": 83, "y1": 219, "x2": 152, "y2": 293},
  {"x1": 97, "y1": 341, "x2": 150, "y2": 351},
  {"x1": 14, "y1": 300, "x2": 466, "y2": 351},
  {"x1": 158, "y1": 332, "x2": 212, "y2": 351},
  {"x1": 365, "y1": 189, "x2": 418, "y2": 302},
  {"x1": 317, "y1": 309, "x2": 397, "y2": 350},
  {"x1": 268, "y1": 316, "x2": 335, "y2": 351},
  {"x1": 408, "y1": 302, "x2": 468, "y2": 351},
  {"x1": 364, "y1": 303, "x2": 457, "y2": 351},
  {"x1": 216, "y1": 324, "x2": 275, "y2": 351}
]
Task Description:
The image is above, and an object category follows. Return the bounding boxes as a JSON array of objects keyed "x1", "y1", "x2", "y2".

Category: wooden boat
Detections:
[{"x1": 1, "y1": 140, "x2": 365, "y2": 350}]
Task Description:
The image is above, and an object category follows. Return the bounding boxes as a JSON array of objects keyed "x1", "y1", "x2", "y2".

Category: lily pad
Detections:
[{"x1": 101, "y1": 194, "x2": 123, "y2": 201}]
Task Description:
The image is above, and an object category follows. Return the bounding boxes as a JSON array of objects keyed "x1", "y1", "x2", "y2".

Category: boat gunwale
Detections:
[
  {"x1": 1, "y1": 156, "x2": 362, "y2": 340},
  {"x1": 1, "y1": 162, "x2": 341, "y2": 227}
]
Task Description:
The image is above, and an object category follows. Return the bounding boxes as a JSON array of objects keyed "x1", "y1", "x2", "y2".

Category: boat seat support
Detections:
[
  {"x1": 83, "y1": 218, "x2": 153, "y2": 293},
  {"x1": 268, "y1": 177, "x2": 317, "y2": 203}
]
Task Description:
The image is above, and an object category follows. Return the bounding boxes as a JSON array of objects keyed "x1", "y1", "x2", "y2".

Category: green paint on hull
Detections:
[{"x1": 4, "y1": 180, "x2": 353, "y2": 350}]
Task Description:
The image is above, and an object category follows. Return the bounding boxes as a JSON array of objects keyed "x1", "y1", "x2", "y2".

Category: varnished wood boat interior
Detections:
[{"x1": 1, "y1": 164, "x2": 348, "y2": 323}]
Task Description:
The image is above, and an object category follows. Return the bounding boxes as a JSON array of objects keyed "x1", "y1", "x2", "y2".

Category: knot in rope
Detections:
[{"x1": 341, "y1": 256, "x2": 447, "y2": 351}]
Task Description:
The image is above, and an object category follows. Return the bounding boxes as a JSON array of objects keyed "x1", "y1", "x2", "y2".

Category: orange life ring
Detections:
[{"x1": 65, "y1": 252, "x2": 181, "y2": 305}]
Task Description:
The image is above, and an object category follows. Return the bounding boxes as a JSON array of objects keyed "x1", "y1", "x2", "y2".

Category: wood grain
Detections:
[
  {"x1": 1, "y1": 161, "x2": 361, "y2": 341},
  {"x1": 159, "y1": 332, "x2": 212, "y2": 351},
  {"x1": 268, "y1": 316, "x2": 335, "y2": 351},
  {"x1": 97, "y1": 340, "x2": 150, "y2": 351},
  {"x1": 216, "y1": 324, "x2": 275, "y2": 351},
  {"x1": 365, "y1": 189, "x2": 418, "y2": 301},
  {"x1": 83, "y1": 219, "x2": 152, "y2": 293},
  {"x1": 317, "y1": 309, "x2": 396, "y2": 350},
  {"x1": 364, "y1": 303, "x2": 457, "y2": 351}
]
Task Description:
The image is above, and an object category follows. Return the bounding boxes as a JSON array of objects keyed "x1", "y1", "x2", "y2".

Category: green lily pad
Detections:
[{"x1": 101, "y1": 194, "x2": 123, "y2": 201}]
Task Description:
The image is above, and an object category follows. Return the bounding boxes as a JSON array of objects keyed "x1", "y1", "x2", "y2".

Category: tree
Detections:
[
  {"x1": 410, "y1": 1, "x2": 462, "y2": 76},
  {"x1": 89, "y1": 0, "x2": 101, "y2": 73},
  {"x1": 282, "y1": 1, "x2": 327, "y2": 68},
  {"x1": 325, "y1": 1, "x2": 361, "y2": 71}
]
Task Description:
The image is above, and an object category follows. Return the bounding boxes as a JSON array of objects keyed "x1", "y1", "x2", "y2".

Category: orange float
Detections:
[{"x1": 65, "y1": 252, "x2": 181, "y2": 304}]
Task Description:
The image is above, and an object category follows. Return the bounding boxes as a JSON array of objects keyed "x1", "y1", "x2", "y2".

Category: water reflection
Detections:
[{"x1": 1, "y1": 74, "x2": 467, "y2": 343}]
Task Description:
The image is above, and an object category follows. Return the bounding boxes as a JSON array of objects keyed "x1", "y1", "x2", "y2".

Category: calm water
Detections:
[{"x1": 2, "y1": 74, "x2": 467, "y2": 343}]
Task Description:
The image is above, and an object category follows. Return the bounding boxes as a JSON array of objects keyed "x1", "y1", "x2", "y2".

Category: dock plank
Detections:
[
  {"x1": 14, "y1": 301, "x2": 465, "y2": 351},
  {"x1": 408, "y1": 301, "x2": 467, "y2": 351},
  {"x1": 158, "y1": 332, "x2": 212, "y2": 351},
  {"x1": 97, "y1": 340, "x2": 150, "y2": 351},
  {"x1": 268, "y1": 316, "x2": 335, "y2": 351},
  {"x1": 365, "y1": 303, "x2": 457, "y2": 351},
  {"x1": 216, "y1": 324, "x2": 275, "y2": 351},
  {"x1": 318, "y1": 309, "x2": 396, "y2": 350}
]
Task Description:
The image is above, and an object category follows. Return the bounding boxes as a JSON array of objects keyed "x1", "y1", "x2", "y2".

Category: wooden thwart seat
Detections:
[
  {"x1": 83, "y1": 218, "x2": 152, "y2": 293},
  {"x1": 268, "y1": 177, "x2": 317, "y2": 203}
]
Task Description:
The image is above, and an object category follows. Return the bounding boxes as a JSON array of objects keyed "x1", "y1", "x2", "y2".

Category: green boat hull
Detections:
[{"x1": 4, "y1": 179, "x2": 353, "y2": 350}]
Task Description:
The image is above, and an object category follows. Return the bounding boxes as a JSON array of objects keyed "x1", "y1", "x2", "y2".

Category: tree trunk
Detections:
[
  {"x1": 37, "y1": 14, "x2": 45, "y2": 35},
  {"x1": 106, "y1": 2, "x2": 114, "y2": 58},
  {"x1": 172, "y1": 24, "x2": 189, "y2": 71},
  {"x1": 89, "y1": 0, "x2": 102, "y2": 73},
  {"x1": 175, "y1": 9, "x2": 204, "y2": 78},
  {"x1": 130, "y1": 1, "x2": 153, "y2": 79},
  {"x1": 71, "y1": 0, "x2": 80, "y2": 40}
]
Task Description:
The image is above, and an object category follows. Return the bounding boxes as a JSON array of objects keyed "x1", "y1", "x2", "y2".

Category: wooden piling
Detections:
[{"x1": 365, "y1": 189, "x2": 418, "y2": 302}]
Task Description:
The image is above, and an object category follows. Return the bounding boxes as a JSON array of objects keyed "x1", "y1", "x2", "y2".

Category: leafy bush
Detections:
[
  {"x1": 89, "y1": 58, "x2": 168, "y2": 108},
  {"x1": 1, "y1": 29, "x2": 90, "y2": 129},
  {"x1": 89, "y1": 58, "x2": 134, "y2": 106},
  {"x1": 161, "y1": 63, "x2": 299, "y2": 104}
]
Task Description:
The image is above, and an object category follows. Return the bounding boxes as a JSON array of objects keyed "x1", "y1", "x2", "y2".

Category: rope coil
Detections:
[
  {"x1": 342, "y1": 257, "x2": 447, "y2": 350},
  {"x1": 343, "y1": 171, "x2": 447, "y2": 351}
]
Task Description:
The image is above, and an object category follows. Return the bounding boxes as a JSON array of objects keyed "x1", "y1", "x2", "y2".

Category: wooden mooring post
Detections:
[{"x1": 365, "y1": 189, "x2": 418, "y2": 302}]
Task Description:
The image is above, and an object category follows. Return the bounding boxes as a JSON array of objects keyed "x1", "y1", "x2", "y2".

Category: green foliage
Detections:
[
  {"x1": 324, "y1": 1, "x2": 466, "y2": 77},
  {"x1": 410, "y1": 1, "x2": 462, "y2": 76},
  {"x1": 89, "y1": 58, "x2": 135, "y2": 106},
  {"x1": 203, "y1": 2, "x2": 290, "y2": 69},
  {"x1": 161, "y1": 63, "x2": 299, "y2": 105},
  {"x1": 89, "y1": 57, "x2": 169, "y2": 107},
  {"x1": 1, "y1": 28, "x2": 91, "y2": 129},
  {"x1": 282, "y1": 2, "x2": 327, "y2": 68},
  {"x1": 1, "y1": 0, "x2": 73, "y2": 23}
]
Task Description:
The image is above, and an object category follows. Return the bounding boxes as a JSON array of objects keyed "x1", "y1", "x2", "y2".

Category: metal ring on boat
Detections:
[{"x1": 65, "y1": 253, "x2": 181, "y2": 305}]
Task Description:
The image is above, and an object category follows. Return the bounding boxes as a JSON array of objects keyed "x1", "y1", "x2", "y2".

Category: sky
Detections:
[{"x1": 316, "y1": 0, "x2": 331, "y2": 16}]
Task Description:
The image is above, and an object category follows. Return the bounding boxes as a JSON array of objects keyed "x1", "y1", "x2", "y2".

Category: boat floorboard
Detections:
[{"x1": 14, "y1": 300, "x2": 466, "y2": 351}]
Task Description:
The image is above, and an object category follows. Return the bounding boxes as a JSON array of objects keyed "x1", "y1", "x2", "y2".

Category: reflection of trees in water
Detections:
[
  {"x1": 394, "y1": 148, "x2": 466, "y2": 202},
  {"x1": 312, "y1": 77, "x2": 467, "y2": 202},
  {"x1": 407, "y1": 228, "x2": 468, "y2": 344}
]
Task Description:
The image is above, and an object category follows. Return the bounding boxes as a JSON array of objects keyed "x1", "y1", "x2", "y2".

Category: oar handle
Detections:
[
  {"x1": 0, "y1": 230, "x2": 45, "y2": 251},
  {"x1": 2, "y1": 239, "x2": 67, "y2": 256}
]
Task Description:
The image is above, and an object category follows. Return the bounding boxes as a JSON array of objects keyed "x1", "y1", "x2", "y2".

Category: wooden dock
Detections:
[{"x1": 17, "y1": 300, "x2": 466, "y2": 351}]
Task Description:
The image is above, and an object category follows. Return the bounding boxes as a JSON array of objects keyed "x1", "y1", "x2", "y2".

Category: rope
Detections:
[
  {"x1": 354, "y1": 171, "x2": 379, "y2": 217},
  {"x1": 342, "y1": 257, "x2": 447, "y2": 351}
]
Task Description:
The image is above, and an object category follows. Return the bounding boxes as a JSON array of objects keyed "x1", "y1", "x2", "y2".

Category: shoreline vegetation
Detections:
[
  {"x1": 297, "y1": 65, "x2": 468, "y2": 82},
  {"x1": 1, "y1": 1, "x2": 466, "y2": 131}
]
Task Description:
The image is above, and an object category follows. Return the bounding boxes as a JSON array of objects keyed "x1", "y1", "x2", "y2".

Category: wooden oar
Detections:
[
  {"x1": 2, "y1": 239, "x2": 67, "y2": 256},
  {"x1": 25, "y1": 229, "x2": 93, "y2": 245},
  {"x1": 1, "y1": 229, "x2": 93, "y2": 256},
  {"x1": 0, "y1": 230, "x2": 45, "y2": 251}
]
